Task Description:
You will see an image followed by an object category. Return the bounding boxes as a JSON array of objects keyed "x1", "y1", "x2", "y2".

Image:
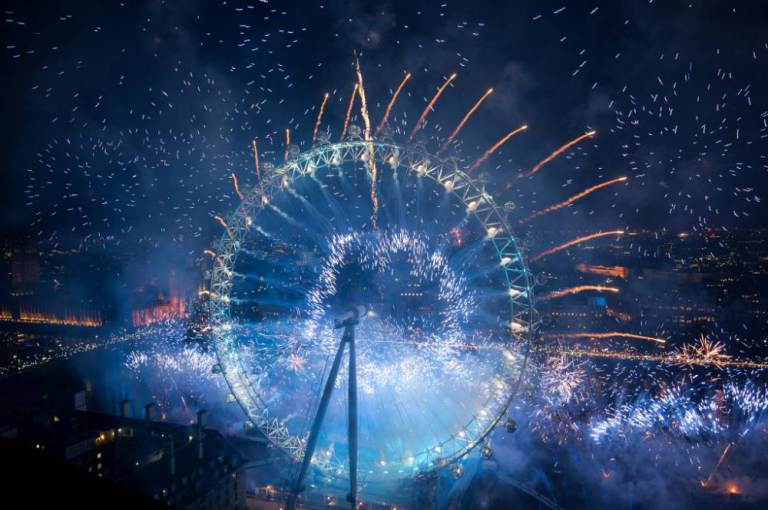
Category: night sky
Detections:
[
  {"x1": 2, "y1": 1, "x2": 766, "y2": 249},
  {"x1": 2, "y1": 2, "x2": 768, "y2": 508}
]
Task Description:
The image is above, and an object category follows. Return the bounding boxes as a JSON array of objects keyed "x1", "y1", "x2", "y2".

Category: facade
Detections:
[{"x1": 3, "y1": 398, "x2": 247, "y2": 510}]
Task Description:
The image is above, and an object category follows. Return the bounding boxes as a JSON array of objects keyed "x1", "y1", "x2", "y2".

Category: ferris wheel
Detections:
[{"x1": 206, "y1": 137, "x2": 536, "y2": 504}]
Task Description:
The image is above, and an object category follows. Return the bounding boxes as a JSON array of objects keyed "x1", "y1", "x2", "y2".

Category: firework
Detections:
[
  {"x1": 538, "y1": 285, "x2": 619, "y2": 301},
  {"x1": 544, "y1": 347, "x2": 768, "y2": 370},
  {"x1": 521, "y1": 176, "x2": 627, "y2": 223},
  {"x1": 409, "y1": 72, "x2": 457, "y2": 141},
  {"x1": 520, "y1": 130, "x2": 596, "y2": 179},
  {"x1": 440, "y1": 88, "x2": 494, "y2": 153},
  {"x1": 531, "y1": 230, "x2": 625, "y2": 261},
  {"x1": 231, "y1": 173, "x2": 244, "y2": 201},
  {"x1": 589, "y1": 382, "x2": 768, "y2": 443},
  {"x1": 284, "y1": 127, "x2": 291, "y2": 162},
  {"x1": 543, "y1": 331, "x2": 666, "y2": 345},
  {"x1": 673, "y1": 334, "x2": 732, "y2": 369},
  {"x1": 354, "y1": 55, "x2": 379, "y2": 228},
  {"x1": 376, "y1": 72, "x2": 411, "y2": 136},
  {"x1": 341, "y1": 82, "x2": 359, "y2": 139},
  {"x1": 575, "y1": 264, "x2": 628, "y2": 279},
  {"x1": 312, "y1": 92, "x2": 330, "y2": 146},
  {"x1": 467, "y1": 124, "x2": 528, "y2": 173}
]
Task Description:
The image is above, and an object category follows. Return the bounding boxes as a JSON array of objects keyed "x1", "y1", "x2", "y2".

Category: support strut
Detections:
[{"x1": 287, "y1": 306, "x2": 365, "y2": 510}]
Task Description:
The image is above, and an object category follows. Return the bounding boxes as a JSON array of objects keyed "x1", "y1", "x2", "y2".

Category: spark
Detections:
[
  {"x1": 589, "y1": 383, "x2": 768, "y2": 443},
  {"x1": 531, "y1": 230, "x2": 625, "y2": 261},
  {"x1": 439, "y1": 88, "x2": 494, "y2": 153},
  {"x1": 376, "y1": 72, "x2": 411, "y2": 136},
  {"x1": 540, "y1": 355, "x2": 586, "y2": 406},
  {"x1": 543, "y1": 331, "x2": 666, "y2": 345},
  {"x1": 521, "y1": 176, "x2": 627, "y2": 223},
  {"x1": 519, "y1": 130, "x2": 596, "y2": 179},
  {"x1": 467, "y1": 124, "x2": 529, "y2": 173},
  {"x1": 341, "y1": 82, "x2": 359, "y2": 139},
  {"x1": 231, "y1": 173, "x2": 244, "y2": 200},
  {"x1": 409, "y1": 72, "x2": 457, "y2": 141},
  {"x1": 673, "y1": 334, "x2": 732, "y2": 369},
  {"x1": 539, "y1": 285, "x2": 619, "y2": 301},
  {"x1": 312, "y1": 92, "x2": 330, "y2": 146}
]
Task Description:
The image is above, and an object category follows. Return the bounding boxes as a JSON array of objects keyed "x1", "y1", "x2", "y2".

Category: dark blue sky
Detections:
[{"x1": 1, "y1": 1, "x2": 766, "y2": 248}]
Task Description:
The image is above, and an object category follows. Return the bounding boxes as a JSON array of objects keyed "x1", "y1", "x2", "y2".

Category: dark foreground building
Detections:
[{"x1": 1, "y1": 395, "x2": 247, "y2": 510}]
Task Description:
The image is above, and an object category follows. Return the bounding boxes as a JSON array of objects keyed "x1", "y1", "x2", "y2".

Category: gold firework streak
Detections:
[
  {"x1": 231, "y1": 173, "x2": 244, "y2": 200},
  {"x1": 539, "y1": 285, "x2": 619, "y2": 301},
  {"x1": 312, "y1": 92, "x2": 330, "y2": 146},
  {"x1": 467, "y1": 124, "x2": 528, "y2": 172},
  {"x1": 354, "y1": 55, "x2": 379, "y2": 229},
  {"x1": 251, "y1": 139, "x2": 261, "y2": 176},
  {"x1": 251, "y1": 139, "x2": 266, "y2": 203},
  {"x1": 440, "y1": 88, "x2": 494, "y2": 153},
  {"x1": 522, "y1": 176, "x2": 627, "y2": 223},
  {"x1": 520, "y1": 130, "x2": 596, "y2": 179},
  {"x1": 543, "y1": 331, "x2": 666, "y2": 345},
  {"x1": 531, "y1": 230, "x2": 625, "y2": 261},
  {"x1": 543, "y1": 348, "x2": 768, "y2": 369},
  {"x1": 213, "y1": 215, "x2": 234, "y2": 238},
  {"x1": 284, "y1": 127, "x2": 291, "y2": 162},
  {"x1": 409, "y1": 72, "x2": 457, "y2": 142},
  {"x1": 376, "y1": 72, "x2": 411, "y2": 136},
  {"x1": 341, "y1": 82, "x2": 359, "y2": 139},
  {"x1": 701, "y1": 443, "x2": 735, "y2": 488}
]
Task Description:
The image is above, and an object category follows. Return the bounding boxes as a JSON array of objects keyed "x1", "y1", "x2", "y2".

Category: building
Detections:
[{"x1": 2, "y1": 397, "x2": 247, "y2": 510}]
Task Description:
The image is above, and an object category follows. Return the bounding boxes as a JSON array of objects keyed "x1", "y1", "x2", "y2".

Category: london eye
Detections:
[{"x1": 206, "y1": 135, "x2": 536, "y2": 500}]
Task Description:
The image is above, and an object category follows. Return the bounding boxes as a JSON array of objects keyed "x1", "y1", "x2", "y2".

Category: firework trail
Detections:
[
  {"x1": 701, "y1": 442, "x2": 735, "y2": 488},
  {"x1": 251, "y1": 139, "x2": 266, "y2": 202},
  {"x1": 231, "y1": 173, "x2": 244, "y2": 200},
  {"x1": 312, "y1": 92, "x2": 330, "y2": 146},
  {"x1": 341, "y1": 82, "x2": 359, "y2": 139},
  {"x1": 575, "y1": 264, "x2": 627, "y2": 278},
  {"x1": 354, "y1": 55, "x2": 379, "y2": 229},
  {"x1": 539, "y1": 285, "x2": 619, "y2": 301},
  {"x1": 544, "y1": 347, "x2": 768, "y2": 369},
  {"x1": 521, "y1": 176, "x2": 627, "y2": 223},
  {"x1": 439, "y1": 88, "x2": 494, "y2": 153},
  {"x1": 284, "y1": 127, "x2": 291, "y2": 162},
  {"x1": 531, "y1": 230, "x2": 625, "y2": 261},
  {"x1": 376, "y1": 72, "x2": 411, "y2": 136},
  {"x1": 354, "y1": 56, "x2": 373, "y2": 141},
  {"x1": 519, "y1": 130, "x2": 596, "y2": 179},
  {"x1": 409, "y1": 72, "x2": 457, "y2": 141},
  {"x1": 213, "y1": 214, "x2": 234, "y2": 238},
  {"x1": 543, "y1": 331, "x2": 666, "y2": 345},
  {"x1": 467, "y1": 124, "x2": 528, "y2": 173}
]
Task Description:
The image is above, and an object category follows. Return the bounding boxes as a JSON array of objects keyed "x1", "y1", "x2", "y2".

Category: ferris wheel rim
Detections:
[{"x1": 206, "y1": 139, "x2": 537, "y2": 477}]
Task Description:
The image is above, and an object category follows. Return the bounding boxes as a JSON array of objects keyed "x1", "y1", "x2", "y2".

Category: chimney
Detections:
[
  {"x1": 196, "y1": 410, "x2": 207, "y2": 460},
  {"x1": 168, "y1": 437, "x2": 176, "y2": 476},
  {"x1": 120, "y1": 399, "x2": 131, "y2": 418},
  {"x1": 144, "y1": 402, "x2": 155, "y2": 422}
]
